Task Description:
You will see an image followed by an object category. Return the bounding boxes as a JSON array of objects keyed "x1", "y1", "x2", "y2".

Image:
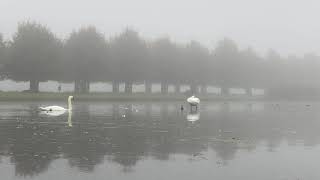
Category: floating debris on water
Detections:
[
  {"x1": 16, "y1": 124, "x2": 23, "y2": 129},
  {"x1": 152, "y1": 130, "x2": 169, "y2": 133},
  {"x1": 223, "y1": 131, "x2": 232, "y2": 133},
  {"x1": 189, "y1": 152, "x2": 208, "y2": 161}
]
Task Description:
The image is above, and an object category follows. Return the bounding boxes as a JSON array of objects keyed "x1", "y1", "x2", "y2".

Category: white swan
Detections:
[
  {"x1": 187, "y1": 95, "x2": 200, "y2": 111},
  {"x1": 187, "y1": 95, "x2": 200, "y2": 106},
  {"x1": 39, "y1": 107, "x2": 72, "y2": 127},
  {"x1": 39, "y1": 96, "x2": 74, "y2": 111}
]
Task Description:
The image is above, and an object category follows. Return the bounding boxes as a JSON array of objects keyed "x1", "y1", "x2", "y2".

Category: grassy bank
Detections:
[{"x1": 0, "y1": 92, "x2": 264, "y2": 101}]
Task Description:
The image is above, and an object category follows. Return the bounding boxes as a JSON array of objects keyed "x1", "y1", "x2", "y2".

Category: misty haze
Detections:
[{"x1": 0, "y1": 0, "x2": 320, "y2": 180}]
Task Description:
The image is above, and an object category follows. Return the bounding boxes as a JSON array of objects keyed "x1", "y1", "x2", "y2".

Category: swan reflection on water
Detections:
[
  {"x1": 39, "y1": 109, "x2": 73, "y2": 127},
  {"x1": 67, "y1": 109, "x2": 72, "y2": 127},
  {"x1": 39, "y1": 110, "x2": 66, "y2": 117},
  {"x1": 187, "y1": 112, "x2": 200, "y2": 123}
]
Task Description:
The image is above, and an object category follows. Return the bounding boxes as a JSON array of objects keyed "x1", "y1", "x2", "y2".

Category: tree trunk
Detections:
[
  {"x1": 84, "y1": 80, "x2": 90, "y2": 93},
  {"x1": 190, "y1": 84, "x2": 198, "y2": 94},
  {"x1": 221, "y1": 87, "x2": 229, "y2": 96},
  {"x1": 80, "y1": 80, "x2": 85, "y2": 93},
  {"x1": 174, "y1": 84, "x2": 180, "y2": 93},
  {"x1": 161, "y1": 82, "x2": 168, "y2": 94},
  {"x1": 74, "y1": 80, "x2": 89, "y2": 93},
  {"x1": 246, "y1": 88, "x2": 252, "y2": 96},
  {"x1": 125, "y1": 82, "x2": 133, "y2": 93},
  {"x1": 29, "y1": 80, "x2": 39, "y2": 93},
  {"x1": 74, "y1": 80, "x2": 81, "y2": 93},
  {"x1": 201, "y1": 85, "x2": 207, "y2": 94},
  {"x1": 145, "y1": 81, "x2": 152, "y2": 93},
  {"x1": 113, "y1": 81, "x2": 119, "y2": 93}
]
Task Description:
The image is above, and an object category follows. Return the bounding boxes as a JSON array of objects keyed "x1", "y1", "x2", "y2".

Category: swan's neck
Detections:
[
  {"x1": 68, "y1": 98, "x2": 72, "y2": 110},
  {"x1": 68, "y1": 109, "x2": 72, "y2": 127}
]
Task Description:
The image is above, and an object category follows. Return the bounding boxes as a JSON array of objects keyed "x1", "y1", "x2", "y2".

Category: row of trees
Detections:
[{"x1": 0, "y1": 22, "x2": 319, "y2": 93}]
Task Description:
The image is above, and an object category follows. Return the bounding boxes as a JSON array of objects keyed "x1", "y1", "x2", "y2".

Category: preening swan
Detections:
[
  {"x1": 39, "y1": 96, "x2": 74, "y2": 111},
  {"x1": 187, "y1": 95, "x2": 200, "y2": 110},
  {"x1": 187, "y1": 95, "x2": 200, "y2": 105}
]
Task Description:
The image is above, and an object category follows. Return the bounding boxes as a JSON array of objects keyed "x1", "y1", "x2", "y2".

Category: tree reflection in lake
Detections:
[{"x1": 0, "y1": 101, "x2": 319, "y2": 179}]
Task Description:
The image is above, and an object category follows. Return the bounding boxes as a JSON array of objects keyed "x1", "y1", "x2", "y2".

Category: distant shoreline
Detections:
[{"x1": 0, "y1": 92, "x2": 264, "y2": 101}]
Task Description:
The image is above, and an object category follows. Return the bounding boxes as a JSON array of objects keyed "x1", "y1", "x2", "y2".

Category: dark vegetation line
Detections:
[{"x1": 0, "y1": 21, "x2": 319, "y2": 97}]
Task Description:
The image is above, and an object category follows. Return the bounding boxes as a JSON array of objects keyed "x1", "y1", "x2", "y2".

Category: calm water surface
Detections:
[{"x1": 0, "y1": 101, "x2": 319, "y2": 180}]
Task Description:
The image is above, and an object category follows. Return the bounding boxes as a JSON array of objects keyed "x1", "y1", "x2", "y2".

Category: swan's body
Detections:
[
  {"x1": 187, "y1": 95, "x2": 200, "y2": 111},
  {"x1": 39, "y1": 96, "x2": 73, "y2": 111},
  {"x1": 39, "y1": 106, "x2": 66, "y2": 111},
  {"x1": 39, "y1": 106, "x2": 73, "y2": 127},
  {"x1": 39, "y1": 109, "x2": 66, "y2": 116},
  {"x1": 187, "y1": 95, "x2": 200, "y2": 106}
]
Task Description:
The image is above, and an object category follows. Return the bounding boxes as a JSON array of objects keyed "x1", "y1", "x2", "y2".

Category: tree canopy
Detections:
[
  {"x1": 2, "y1": 22, "x2": 320, "y2": 93},
  {"x1": 63, "y1": 26, "x2": 108, "y2": 92},
  {"x1": 6, "y1": 22, "x2": 62, "y2": 92}
]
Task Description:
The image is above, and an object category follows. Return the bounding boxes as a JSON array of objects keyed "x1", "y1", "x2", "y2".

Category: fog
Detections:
[
  {"x1": 1, "y1": 0, "x2": 320, "y2": 56},
  {"x1": 1, "y1": 0, "x2": 320, "y2": 99},
  {"x1": 2, "y1": 2, "x2": 320, "y2": 179}
]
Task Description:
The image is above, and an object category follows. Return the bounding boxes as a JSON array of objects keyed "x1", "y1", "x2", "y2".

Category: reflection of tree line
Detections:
[{"x1": 0, "y1": 103, "x2": 319, "y2": 176}]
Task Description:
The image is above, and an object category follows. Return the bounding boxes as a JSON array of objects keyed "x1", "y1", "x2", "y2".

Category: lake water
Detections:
[{"x1": 0, "y1": 101, "x2": 319, "y2": 180}]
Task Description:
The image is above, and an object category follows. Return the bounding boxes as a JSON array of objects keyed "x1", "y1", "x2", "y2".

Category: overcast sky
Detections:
[{"x1": 1, "y1": 0, "x2": 319, "y2": 56}]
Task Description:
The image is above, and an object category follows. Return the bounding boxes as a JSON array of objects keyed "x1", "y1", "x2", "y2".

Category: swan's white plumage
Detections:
[
  {"x1": 39, "y1": 109, "x2": 66, "y2": 116},
  {"x1": 39, "y1": 106, "x2": 66, "y2": 111},
  {"x1": 39, "y1": 96, "x2": 73, "y2": 111},
  {"x1": 187, "y1": 95, "x2": 200, "y2": 105}
]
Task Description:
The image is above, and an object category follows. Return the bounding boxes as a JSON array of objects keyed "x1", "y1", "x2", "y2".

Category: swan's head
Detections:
[{"x1": 68, "y1": 96, "x2": 74, "y2": 101}]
